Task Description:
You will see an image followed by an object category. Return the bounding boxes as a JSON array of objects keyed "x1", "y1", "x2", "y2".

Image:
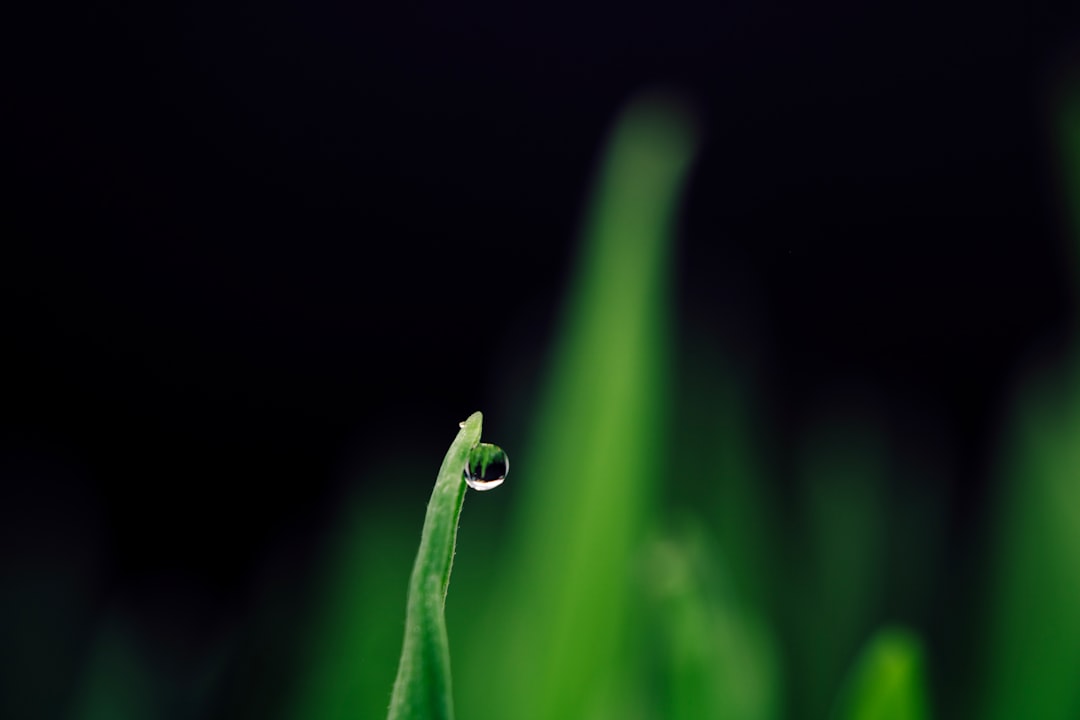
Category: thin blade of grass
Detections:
[
  {"x1": 386, "y1": 411, "x2": 483, "y2": 720},
  {"x1": 831, "y1": 627, "x2": 930, "y2": 720}
]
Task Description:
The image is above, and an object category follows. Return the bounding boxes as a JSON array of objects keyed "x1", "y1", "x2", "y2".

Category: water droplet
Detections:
[
  {"x1": 464, "y1": 443, "x2": 508, "y2": 491},
  {"x1": 459, "y1": 421, "x2": 466, "y2": 428}
]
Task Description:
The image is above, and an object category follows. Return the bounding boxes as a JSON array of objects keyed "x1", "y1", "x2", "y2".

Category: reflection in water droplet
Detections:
[{"x1": 464, "y1": 443, "x2": 508, "y2": 491}]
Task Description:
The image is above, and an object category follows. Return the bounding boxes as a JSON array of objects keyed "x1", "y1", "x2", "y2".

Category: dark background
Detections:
[{"x1": 2, "y1": 1, "x2": 1074, "y2": 716}]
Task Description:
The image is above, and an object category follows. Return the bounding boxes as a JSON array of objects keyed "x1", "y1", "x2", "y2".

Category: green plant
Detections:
[
  {"x1": 287, "y1": 77, "x2": 1080, "y2": 720},
  {"x1": 386, "y1": 411, "x2": 486, "y2": 720},
  {"x1": 830, "y1": 627, "x2": 929, "y2": 720}
]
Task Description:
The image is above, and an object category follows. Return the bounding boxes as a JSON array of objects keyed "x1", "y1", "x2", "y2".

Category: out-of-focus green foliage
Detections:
[
  {"x1": 645, "y1": 520, "x2": 780, "y2": 720},
  {"x1": 286, "y1": 479, "x2": 417, "y2": 720},
  {"x1": 979, "y1": 78, "x2": 1080, "y2": 720},
  {"x1": 983, "y1": 365, "x2": 1080, "y2": 720},
  {"x1": 789, "y1": 402, "x2": 888, "y2": 720},
  {"x1": 677, "y1": 340, "x2": 777, "y2": 624},
  {"x1": 831, "y1": 627, "x2": 929, "y2": 720},
  {"x1": 455, "y1": 90, "x2": 699, "y2": 720}
]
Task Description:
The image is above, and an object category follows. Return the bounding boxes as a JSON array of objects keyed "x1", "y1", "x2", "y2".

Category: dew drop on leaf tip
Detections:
[{"x1": 464, "y1": 443, "x2": 508, "y2": 491}]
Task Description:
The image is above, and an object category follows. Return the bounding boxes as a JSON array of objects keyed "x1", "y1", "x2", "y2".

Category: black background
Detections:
[{"x1": 3, "y1": 0, "x2": 1074, "y2": 695}]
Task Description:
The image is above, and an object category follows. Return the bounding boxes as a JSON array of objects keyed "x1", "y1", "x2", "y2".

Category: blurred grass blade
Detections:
[
  {"x1": 983, "y1": 374, "x2": 1080, "y2": 720},
  {"x1": 789, "y1": 397, "x2": 888, "y2": 720},
  {"x1": 680, "y1": 335, "x2": 778, "y2": 619},
  {"x1": 646, "y1": 522, "x2": 780, "y2": 720},
  {"x1": 286, "y1": 482, "x2": 419, "y2": 720},
  {"x1": 68, "y1": 614, "x2": 156, "y2": 720},
  {"x1": 460, "y1": 90, "x2": 699, "y2": 720},
  {"x1": 831, "y1": 627, "x2": 930, "y2": 720},
  {"x1": 387, "y1": 411, "x2": 483, "y2": 720},
  {"x1": 979, "y1": 76, "x2": 1080, "y2": 720}
]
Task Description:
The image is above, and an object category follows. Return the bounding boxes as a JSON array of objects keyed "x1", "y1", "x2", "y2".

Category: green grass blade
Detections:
[
  {"x1": 458, "y1": 90, "x2": 699, "y2": 720},
  {"x1": 977, "y1": 76, "x2": 1080, "y2": 720},
  {"x1": 645, "y1": 522, "x2": 780, "y2": 720},
  {"x1": 989, "y1": 371, "x2": 1080, "y2": 720},
  {"x1": 286, "y1": 484, "x2": 417, "y2": 720},
  {"x1": 788, "y1": 401, "x2": 889, "y2": 720},
  {"x1": 981, "y1": 368, "x2": 1080, "y2": 720},
  {"x1": 831, "y1": 627, "x2": 930, "y2": 720},
  {"x1": 386, "y1": 411, "x2": 483, "y2": 720}
]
